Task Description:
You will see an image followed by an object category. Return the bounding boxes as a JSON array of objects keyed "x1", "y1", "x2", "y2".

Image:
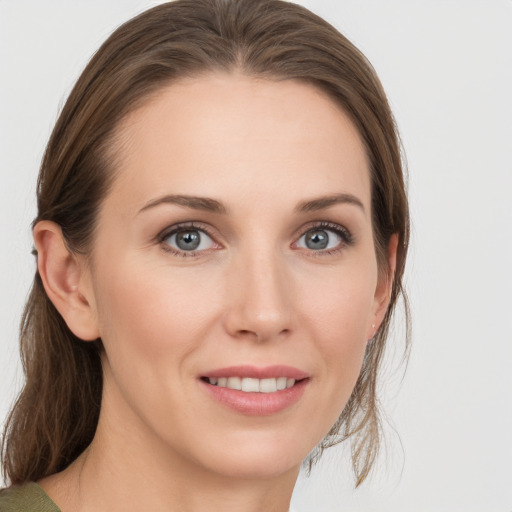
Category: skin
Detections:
[{"x1": 35, "y1": 73, "x2": 396, "y2": 512}]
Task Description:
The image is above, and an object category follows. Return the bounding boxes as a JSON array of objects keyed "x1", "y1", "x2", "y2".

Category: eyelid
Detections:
[
  {"x1": 156, "y1": 221, "x2": 222, "y2": 257},
  {"x1": 155, "y1": 220, "x2": 353, "y2": 257},
  {"x1": 292, "y1": 221, "x2": 354, "y2": 253}
]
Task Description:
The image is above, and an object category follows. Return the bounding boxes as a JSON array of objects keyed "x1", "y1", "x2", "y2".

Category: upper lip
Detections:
[{"x1": 201, "y1": 365, "x2": 309, "y2": 380}]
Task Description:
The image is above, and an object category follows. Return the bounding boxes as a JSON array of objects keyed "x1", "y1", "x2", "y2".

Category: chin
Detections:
[
  {"x1": 186, "y1": 429, "x2": 314, "y2": 481},
  {"x1": 208, "y1": 452, "x2": 301, "y2": 481}
]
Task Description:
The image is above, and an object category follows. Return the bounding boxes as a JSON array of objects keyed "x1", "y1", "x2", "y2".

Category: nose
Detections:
[{"x1": 222, "y1": 249, "x2": 294, "y2": 343}]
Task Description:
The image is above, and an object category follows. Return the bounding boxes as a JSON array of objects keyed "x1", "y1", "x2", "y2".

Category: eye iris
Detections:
[
  {"x1": 305, "y1": 230, "x2": 329, "y2": 250},
  {"x1": 176, "y1": 230, "x2": 201, "y2": 251}
]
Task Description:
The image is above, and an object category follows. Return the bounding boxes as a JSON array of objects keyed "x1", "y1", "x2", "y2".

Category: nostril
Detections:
[
  {"x1": 223, "y1": 299, "x2": 294, "y2": 342},
  {"x1": 233, "y1": 327, "x2": 292, "y2": 343}
]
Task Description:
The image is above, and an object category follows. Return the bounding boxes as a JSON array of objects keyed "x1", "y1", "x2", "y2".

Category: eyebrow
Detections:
[
  {"x1": 138, "y1": 194, "x2": 227, "y2": 215},
  {"x1": 295, "y1": 193, "x2": 365, "y2": 214},
  {"x1": 137, "y1": 192, "x2": 365, "y2": 216}
]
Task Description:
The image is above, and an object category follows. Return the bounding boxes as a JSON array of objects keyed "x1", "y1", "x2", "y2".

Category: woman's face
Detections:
[{"x1": 81, "y1": 74, "x2": 392, "y2": 480}]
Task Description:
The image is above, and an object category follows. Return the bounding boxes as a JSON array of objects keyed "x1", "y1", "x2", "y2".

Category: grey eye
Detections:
[
  {"x1": 176, "y1": 230, "x2": 201, "y2": 250},
  {"x1": 305, "y1": 230, "x2": 329, "y2": 250},
  {"x1": 297, "y1": 228, "x2": 342, "y2": 251},
  {"x1": 164, "y1": 229, "x2": 215, "y2": 252}
]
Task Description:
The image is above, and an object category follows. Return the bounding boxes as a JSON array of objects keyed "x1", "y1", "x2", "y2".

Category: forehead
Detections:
[{"x1": 107, "y1": 73, "x2": 371, "y2": 214}]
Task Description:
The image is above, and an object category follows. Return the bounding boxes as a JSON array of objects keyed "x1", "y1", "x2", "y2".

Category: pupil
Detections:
[
  {"x1": 176, "y1": 230, "x2": 200, "y2": 250},
  {"x1": 306, "y1": 230, "x2": 329, "y2": 250}
]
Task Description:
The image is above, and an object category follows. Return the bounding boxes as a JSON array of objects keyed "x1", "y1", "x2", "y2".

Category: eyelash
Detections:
[
  {"x1": 156, "y1": 222, "x2": 219, "y2": 258},
  {"x1": 156, "y1": 221, "x2": 354, "y2": 258},
  {"x1": 296, "y1": 221, "x2": 354, "y2": 256}
]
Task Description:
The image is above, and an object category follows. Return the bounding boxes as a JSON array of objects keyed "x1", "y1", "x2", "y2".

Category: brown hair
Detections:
[{"x1": 1, "y1": 0, "x2": 409, "y2": 487}]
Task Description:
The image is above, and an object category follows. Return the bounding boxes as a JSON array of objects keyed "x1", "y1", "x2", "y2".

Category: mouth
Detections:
[
  {"x1": 199, "y1": 365, "x2": 310, "y2": 415},
  {"x1": 200, "y1": 376, "x2": 301, "y2": 393}
]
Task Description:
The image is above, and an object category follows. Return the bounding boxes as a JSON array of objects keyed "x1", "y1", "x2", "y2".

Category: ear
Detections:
[
  {"x1": 33, "y1": 220, "x2": 100, "y2": 341},
  {"x1": 367, "y1": 233, "x2": 398, "y2": 340}
]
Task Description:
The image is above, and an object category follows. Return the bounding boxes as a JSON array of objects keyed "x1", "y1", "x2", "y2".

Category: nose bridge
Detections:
[{"x1": 224, "y1": 239, "x2": 293, "y2": 341}]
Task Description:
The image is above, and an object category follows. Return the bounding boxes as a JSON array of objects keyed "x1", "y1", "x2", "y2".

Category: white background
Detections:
[{"x1": 1, "y1": 1, "x2": 511, "y2": 510}]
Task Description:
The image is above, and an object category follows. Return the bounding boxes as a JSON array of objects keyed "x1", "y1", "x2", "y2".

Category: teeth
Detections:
[
  {"x1": 276, "y1": 377, "x2": 287, "y2": 390},
  {"x1": 241, "y1": 377, "x2": 259, "y2": 392},
  {"x1": 259, "y1": 378, "x2": 277, "y2": 393},
  {"x1": 208, "y1": 376, "x2": 297, "y2": 393},
  {"x1": 227, "y1": 377, "x2": 241, "y2": 390}
]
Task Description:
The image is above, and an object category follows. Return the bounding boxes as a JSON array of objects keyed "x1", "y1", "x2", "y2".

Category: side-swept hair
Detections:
[{"x1": 2, "y1": 0, "x2": 409, "y2": 487}]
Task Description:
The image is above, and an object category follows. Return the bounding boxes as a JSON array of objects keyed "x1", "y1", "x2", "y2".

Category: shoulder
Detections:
[{"x1": 0, "y1": 482, "x2": 61, "y2": 512}]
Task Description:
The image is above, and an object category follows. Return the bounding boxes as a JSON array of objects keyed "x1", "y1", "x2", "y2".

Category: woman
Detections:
[{"x1": 0, "y1": 1, "x2": 409, "y2": 511}]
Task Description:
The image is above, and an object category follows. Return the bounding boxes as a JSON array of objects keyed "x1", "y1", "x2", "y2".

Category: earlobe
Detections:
[
  {"x1": 34, "y1": 221, "x2": 100, "y2": 341},
  {"x1": 369, "y1": 233, "x2": 399, "y2": 339}
]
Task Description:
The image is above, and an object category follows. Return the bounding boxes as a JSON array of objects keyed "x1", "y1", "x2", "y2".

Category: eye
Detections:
[
  {"x1": 295, "y1": 223, "x2": 352, "y2": 253},
  {"x1": 160, "y1": 225, "x2": 217, "y2": 255},
  {"x1": 297, "y1": 229, "x2": 340, "y2": 251}
]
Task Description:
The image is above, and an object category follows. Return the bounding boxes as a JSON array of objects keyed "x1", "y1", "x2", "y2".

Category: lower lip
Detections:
[{"x1": 200, "y1": 379, "x2": 309, "y2": 416}]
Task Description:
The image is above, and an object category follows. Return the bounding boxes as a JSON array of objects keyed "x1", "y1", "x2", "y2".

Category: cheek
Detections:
[
  {"x1": 92, "y1": 257, "x2": 225, "y2": 371},
  {"x1": 90, "y1": 260, "x2": 224, "y2": 436},
  {"x1": 299, "y1": 264, "x2": 376, "y2": 387},
  {"x1": 303, "y1": 267, "x2": 376, "y2": 340}
]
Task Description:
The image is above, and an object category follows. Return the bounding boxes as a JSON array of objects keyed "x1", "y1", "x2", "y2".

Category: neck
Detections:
[
  {"x1": 40, "y1": 381, "x2": 298, "y2": 512},
  {"x1": 78, "y1": 439, "x2": 297, "y2": 512}
]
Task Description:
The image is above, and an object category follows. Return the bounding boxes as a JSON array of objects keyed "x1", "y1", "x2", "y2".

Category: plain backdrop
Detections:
[{"x1": 1, "y1": 1, "x2": 511, "y2": 511}]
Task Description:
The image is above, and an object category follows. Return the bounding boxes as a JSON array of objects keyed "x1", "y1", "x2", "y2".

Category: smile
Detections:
[
  {"x1": 206, "y1": 376, "x2": 296, "y2": 393},
  {"x1": 200, "y1": 365, "x2": 309, "y2": 415}
]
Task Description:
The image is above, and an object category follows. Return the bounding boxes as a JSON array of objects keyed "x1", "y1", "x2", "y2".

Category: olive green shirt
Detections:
[
  {"x1": 0, "y1": 483, "x2": 297, "y2": 511},
  {"x1": 0, "y1": 482, "x2": 61, "y2": 512}
]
